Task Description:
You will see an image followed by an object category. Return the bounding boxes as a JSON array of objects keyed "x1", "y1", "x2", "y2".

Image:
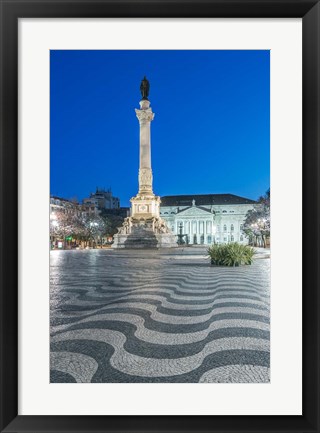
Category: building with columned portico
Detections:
[{"x1": 160, "y1": 194, "x2": 256, "y2": 245}]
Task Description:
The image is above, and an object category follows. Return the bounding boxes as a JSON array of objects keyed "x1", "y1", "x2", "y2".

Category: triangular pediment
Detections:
[{"x1": 177, "y1": 206, "x2": 212, "y2": 217}]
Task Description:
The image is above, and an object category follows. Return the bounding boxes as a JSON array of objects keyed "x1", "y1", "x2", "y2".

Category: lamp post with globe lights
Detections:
[{"x1": 50, "y1": 213, "x2": 59, "y2": 249}]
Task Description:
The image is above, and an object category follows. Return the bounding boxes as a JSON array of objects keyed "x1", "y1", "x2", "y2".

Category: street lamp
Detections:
[
  {"x1": 50, "y1": 213, "x2": 59, "y2": 249},
  {"x1": 90, "y1": 221, "x2": 99, "y2": 248}
]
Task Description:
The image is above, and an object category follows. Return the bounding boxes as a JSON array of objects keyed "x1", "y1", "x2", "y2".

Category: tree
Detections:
[
  {"x1": 76, "y1": 214, "x2": 108, "y2": 248},
  {"x1": 243, "y1": 189, "x2": 270, "y2": 248},
  {"x1": 99, "y1": 210, "x2": 126, "y2": 238},
  {"x1": 50, "y1": 209, "x2": 111, "y2": 249},
  {"x1": 50, "y1": 211, "x2": 82, "y2": 249}
]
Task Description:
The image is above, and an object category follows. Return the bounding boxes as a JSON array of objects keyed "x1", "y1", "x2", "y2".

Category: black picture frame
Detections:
[{"x1": 0, "y1": 1, "x2": 319, "y2": 432}]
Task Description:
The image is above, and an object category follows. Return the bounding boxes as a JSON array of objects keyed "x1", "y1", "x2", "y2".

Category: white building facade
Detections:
[
  {"x1": 50, "y1": 196, "x2": 99, "y2": 218},
  {"x1": 160, "y1": 194, "x2": 256, "y2": 245}
]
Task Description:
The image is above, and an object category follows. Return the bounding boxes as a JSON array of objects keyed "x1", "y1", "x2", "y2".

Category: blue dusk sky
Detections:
[{"x1": 50, "y1": 50, "x2": 270, "y2": 207}]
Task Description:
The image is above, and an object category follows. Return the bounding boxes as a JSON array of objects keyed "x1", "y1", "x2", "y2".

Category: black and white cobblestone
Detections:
[{"x1": 50, "y1": 249, "x2": 270, "y2": 383}]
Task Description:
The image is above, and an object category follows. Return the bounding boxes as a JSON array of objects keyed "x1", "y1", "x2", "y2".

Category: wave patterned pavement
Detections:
[{"x1": 50, "y1": 249, "x2": 270, "y2": 383}]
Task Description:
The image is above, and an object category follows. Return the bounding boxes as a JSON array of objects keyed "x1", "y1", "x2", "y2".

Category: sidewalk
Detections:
[{"x1": 254, "y1": 247, "x2": 271, "y2": 259}]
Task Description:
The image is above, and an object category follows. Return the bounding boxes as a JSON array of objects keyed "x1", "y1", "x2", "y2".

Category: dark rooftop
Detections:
[{"x1": 160, "y1": 194, "x2": 256, "y2": 207}]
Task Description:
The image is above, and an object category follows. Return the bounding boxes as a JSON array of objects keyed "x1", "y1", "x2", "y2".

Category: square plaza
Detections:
[{"x1": 50, "y1": 55, "x2": 270, "y2": 384}]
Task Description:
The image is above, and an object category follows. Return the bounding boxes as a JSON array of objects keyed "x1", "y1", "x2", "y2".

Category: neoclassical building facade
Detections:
[{"x1": 160, "y1": 194, "x2": 256, "y2": 245}]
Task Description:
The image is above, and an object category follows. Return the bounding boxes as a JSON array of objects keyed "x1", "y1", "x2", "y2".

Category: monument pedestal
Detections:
[
  {"x1": 112, "y1": 216, "x2": 177, "y2": 249},
  {"x1": 130, "y1": 192, "x2": 161, "y2": 220}
]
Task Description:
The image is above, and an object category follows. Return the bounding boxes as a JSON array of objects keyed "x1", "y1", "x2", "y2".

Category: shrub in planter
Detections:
[
  {"x1": 207, "y1": 243, "x2": 225, "y2": 266},
  {"x1": 207, "y1": 242, "x2": 255, "y2": 267}
]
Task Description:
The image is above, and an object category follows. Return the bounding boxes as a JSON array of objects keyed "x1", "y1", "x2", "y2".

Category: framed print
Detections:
[{"x1": 0, "y1": 0, "x2": 319, "y2": 432}]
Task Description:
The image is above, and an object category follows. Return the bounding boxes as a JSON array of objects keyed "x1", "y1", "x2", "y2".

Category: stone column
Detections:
[{"x1": 135, "y1": 100, "x2": 155, "y2": 195}]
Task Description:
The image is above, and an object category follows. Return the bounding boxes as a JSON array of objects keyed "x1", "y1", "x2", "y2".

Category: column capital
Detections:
[{"x1": 135, "y1": 108, "x2": 155, "y2": 123}]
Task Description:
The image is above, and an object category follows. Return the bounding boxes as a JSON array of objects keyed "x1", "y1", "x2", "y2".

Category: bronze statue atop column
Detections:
[{"x1": 140, "y1": 76, "x2": 150, "y2": 100}]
